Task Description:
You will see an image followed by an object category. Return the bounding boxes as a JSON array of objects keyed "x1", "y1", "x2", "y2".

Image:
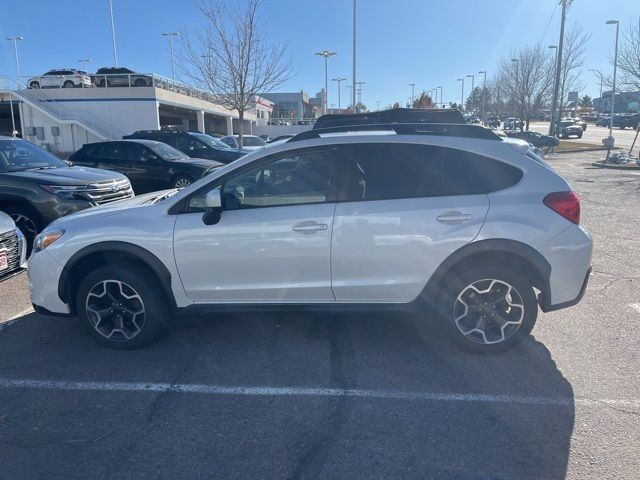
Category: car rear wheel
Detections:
[
  {"x1": 134, "y1": 78, "x2": 147, "y2": 87},
  {"x1": 172, "y1": 175, "x2": 193, "y2": 189},
  {"x1": 4, "y1": 205, "x2": 40, "y2": 253},
  {"x1": 436, "y1": 265, "x2": 538, "y2": 354},
  {"x1": 76, "y1": 265, "x2": 169, "y2": 349},
  {"x1": 63, "y1": 80, "x2": 75, "y2": 88},
  {"x1": 29, "y1": 81, "x2": 40, "y2": 89}
]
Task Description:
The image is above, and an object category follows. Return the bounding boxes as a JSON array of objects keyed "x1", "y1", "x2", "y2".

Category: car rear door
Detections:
[
  {"x1": 173, "y1": 146, "x2": 340, "y2": 303},
  {"x1": 330, "y1": 143, "x2": 489, "y2": 303}
]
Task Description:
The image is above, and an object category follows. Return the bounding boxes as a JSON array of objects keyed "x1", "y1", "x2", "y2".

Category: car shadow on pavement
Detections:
[{"x1": 0, "y1": 311, "x2": 574, "y2": 480}]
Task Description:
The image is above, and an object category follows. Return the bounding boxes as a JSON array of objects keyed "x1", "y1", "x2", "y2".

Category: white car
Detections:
[
  {"x1": 28, "y1": 122, "x2": 592, "y2": 353},
  {"x1": 0, "y1": 211, "x2": 27, "y2": 282},
  {"x1": 220, "y1": 135, "x2": 266, "y2": 151},
  {"x1": 28, "y1": 69, "x2": 92, "y2": 89}
]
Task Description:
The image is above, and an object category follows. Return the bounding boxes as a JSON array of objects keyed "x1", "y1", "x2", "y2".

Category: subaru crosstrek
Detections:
[{"x1": 28, "y1": 122, "x2": 592, "y2": 353}]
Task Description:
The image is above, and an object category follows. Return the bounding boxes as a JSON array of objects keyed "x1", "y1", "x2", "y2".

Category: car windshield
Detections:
[
  {"x1": 192, "y1": 133, "x2": 232, "y2": 150},
  {"x1": 147, "y1": 142, "x2": 189, "y2": 160},
  {"x1": 240, "y1": 136, "x2": 266, "y2": 147},
  {"x1": 0, "y1": 139, "x2": 67, "y2": 172}
]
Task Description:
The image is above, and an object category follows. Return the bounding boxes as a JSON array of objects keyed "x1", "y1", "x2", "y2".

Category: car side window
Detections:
[
  {"x1": 125, "y1": 143, "x2": 147, "y2": 161},
  {"x1": 344, "y1": 144, "x2": 483, "y2": 201},
  {"x1": 94, "y1": 143, "x2": 126, "y2": 161},
  {"x1": 177, "y1": 135, "x2": 202, "y2": 152},
  {"x1": 473, "y1": 155, "x2": 523, "y2": 192}
]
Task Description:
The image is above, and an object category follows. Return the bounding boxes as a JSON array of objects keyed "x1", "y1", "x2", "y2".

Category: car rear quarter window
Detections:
[
  {"x1": 473, "y1": 155, "x2": 523, "y2": 193},
  {"x1": 343, "y1": 144, "x2": 484, "y2": 201}
]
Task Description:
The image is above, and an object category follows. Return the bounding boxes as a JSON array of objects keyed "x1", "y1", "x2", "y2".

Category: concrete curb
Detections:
[
  {"x1": 551, "y1": 147, "x2": 618, "y2": 154},
  {"x1": 590, "y1": 162, "x2": 640, "y2": 170}
]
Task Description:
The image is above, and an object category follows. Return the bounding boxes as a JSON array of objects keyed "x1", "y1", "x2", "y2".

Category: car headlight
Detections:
[
  {"x1": 33, "y1": 229, "x2": 65, "y2": 253},
  {"x1": 39, "y1": 184, "x2": 87, "y2": 200}
]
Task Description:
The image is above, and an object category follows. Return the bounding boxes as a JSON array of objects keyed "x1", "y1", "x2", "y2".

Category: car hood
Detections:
[
  {"x1": 0, "y1": 211, "x2": 16, "y2": 232},
  {"x1": 173, "y1": 158, "x2": 225, "y2": 169},
  {"x1": 6, "y1": 166, "x2": 126, "y2": 186},
  {"x1": 48, "y1": 189, "x2": 175, "y2": 227}
]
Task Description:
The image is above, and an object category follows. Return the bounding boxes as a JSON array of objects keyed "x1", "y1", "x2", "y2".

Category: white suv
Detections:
[
  {"x1": 28, "y1": 69, "x2": 92, "y2": 89},
  {"x1": 28, "y1": 123, "x2": 592, "y2": 353}
]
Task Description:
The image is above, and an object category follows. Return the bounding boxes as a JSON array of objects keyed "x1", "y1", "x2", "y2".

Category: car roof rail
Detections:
[{"x1": 287, "y1": 123, "x2": 501, "y2": 143}]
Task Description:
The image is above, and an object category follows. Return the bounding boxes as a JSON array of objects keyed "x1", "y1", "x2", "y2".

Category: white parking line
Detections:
[
  {"x1": 0, "y1": 377, "x2": 638, "y2": 409},
  {"x1": 629, "y1": 304, "x2": 640, "y2": 314}
]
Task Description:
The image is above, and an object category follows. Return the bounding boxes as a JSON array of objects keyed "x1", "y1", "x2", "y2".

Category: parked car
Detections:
[
  {"x1": 0, "y1": 136, "x2": 133, "y2": 248},
  {"x1": 69, "y1": 140, "x2": 225, "y2": 192},
  {"x1": 503, "y1": 117, "x2": 524, "y2": 130},
  {"x1": 555, "y1": 121, "x2": 583, "y2": 139},
  {"x1": 574, "y1": 118, "x2": 587, "y2": 131},
  {"x1": 220, "y1": 135, "x2": 266, "y2": 151},
  {"x1": 595, "y1": 116, "x2": 610, "y2": 127},
  {"x1": 484, "y1": 116, "x2": 501, "y2": 128},
  {"x1": 506, "y1": 130, "x2": 559, "y2": 148},
  {"x1": 28, "y1": 119, "x2": 591, "y2": 354},
  {"x1": 27, "y1": 69, "x2": 91, "y2": 89},
  {"x1": 623, "y1": 113, "x2": 640, "y2": 130},
  {"x1": 0, "y1": 211, "x2": 27, "y2": 282},
  {"x1": 123, "y1": 130, "x2": 248, "y2": 164},
  {"x1": 92, "y1": 67, "x2": 152, "y2": 87}
]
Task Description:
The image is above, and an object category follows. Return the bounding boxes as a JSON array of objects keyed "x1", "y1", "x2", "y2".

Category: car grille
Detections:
[
  {"x1": 0, "y1": 229, "x2": 21, "y2": 274},
  {"x1": 83, "y1": 178, "x2": 134, "y2": 205}
]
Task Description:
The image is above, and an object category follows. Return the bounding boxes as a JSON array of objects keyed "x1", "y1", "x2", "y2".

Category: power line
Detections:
[{"x1": 540, "y1": 1, "x2": 559, "y2": 42}]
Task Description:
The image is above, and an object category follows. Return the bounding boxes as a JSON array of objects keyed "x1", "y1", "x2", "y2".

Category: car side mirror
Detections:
[{"x1": 202, "y1": 188, "x2": 222, "y2": 225}]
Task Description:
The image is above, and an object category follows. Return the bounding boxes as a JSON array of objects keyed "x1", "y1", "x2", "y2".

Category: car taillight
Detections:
[{"x1": 543, "y1": 191, "x2": 580, "y2": 224}]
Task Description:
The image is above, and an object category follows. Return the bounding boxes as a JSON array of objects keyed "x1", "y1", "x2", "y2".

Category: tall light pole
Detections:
[
  {"x1": 352, "y1": 0, "x2": 357, "y2": 113},
  {"x1": 511, "y1": 58, "x2": 520, "y2": 128},
  {"x1": 606, "y1": 19, "x2": 620, "y2": 149},
  {"x1": 549, "y1": 0, "x2": 568, "y2": 136},
  {"x1": 6, "y1": 36, "x2": 23, "y2": 86},
  {"x1": 466, "y1": 74, "x2": 475, "y2": 112},
  {"x1": 108, "y1": 0, "x2": 118, "y2": 66},
  {"x1": 356, "y1": 81, "x2": 366, "y2": 108},
  {"x1": 315, "y1": 50, "x2": 337, "y2": 115},
  {"x1": 457, "y1": 78, "x2": 464, "y2": 110},
  {"x1": 332, "y1": 77, "x2": 346, "y2": 111},
  {"x1": 376, "y1": 100, "x2": 381, "y2": 111},
  {"x1": 438, "y1": 86, "x2": 443, "y2": 108},
  {"x1": 548, "y1": 45, "x2": 558, "y2": 130},
  {"x1": 589, "y1": 69, "x2": 603, "y2": 113},
  {"x1": 409, "y1": 83, "x2": 415, "y2": 106},
  {"x1": 78, "y1": 59, "x2": 92, "y2": 72},
  {"x1": 478, "y1": 70, "x2": 487, "y2": 121},
  {"x1": 347, "y1": 85, "x2": 353, "y2": 109},
  {"x1": 162, "y1": 32, "x2": 180, "y2": 81}
]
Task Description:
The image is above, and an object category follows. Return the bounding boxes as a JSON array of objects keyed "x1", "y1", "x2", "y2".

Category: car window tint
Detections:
[
  {"x1": 221, "y1": 149, "x2": 335, "y2": 210},
  {"x1": 126, "y1": 143, "x2": 147, "y2": 161},
  {"x1": 474, "y1": 155, "x2": 523, "y2": 192},
  {"x1": 344, "y1": 144, "x2": 483, "y2": 201},
  {"x1": 94, "y1": 143, "x2": 125, "y2": 161},
  {"x1": 177, "y1": 135, "x2": 202, "y2": 152}
]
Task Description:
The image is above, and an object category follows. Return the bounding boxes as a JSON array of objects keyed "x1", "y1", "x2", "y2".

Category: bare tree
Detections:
[
  {"x1": 555, "y1": 23, "x2": 590, "y2": 121},
  {"x1": 496, "y1": 44, "x2": 554, "y2": 130},
  {"x1": 178, "y1": 0, "x2": 292, "y2": 147},
  {"x1": 616, "y1": 18, "x2": 640, "y2": 91}
]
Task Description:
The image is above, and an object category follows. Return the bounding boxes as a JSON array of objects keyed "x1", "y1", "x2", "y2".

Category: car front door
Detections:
[
  {"x1": 173, "y1": 146, "x2": 339, "y2": 303},
  {"x1": 330, "y1": 143, "x2": 490, "y2": 303},
  {"x1": 91, "y1": 142, "x2": 128, "y2": 175},
  {"x1": 124, "y1": 143, "x2": 165, "y2": 192}
]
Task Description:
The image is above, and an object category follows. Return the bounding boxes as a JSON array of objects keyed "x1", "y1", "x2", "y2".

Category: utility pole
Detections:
[
  {"x1": 332, "y1": 77, "x2": 346, "y2": 111},
  {"x1": 549, "y1": 0, "x2": 569, "y2": 136}
]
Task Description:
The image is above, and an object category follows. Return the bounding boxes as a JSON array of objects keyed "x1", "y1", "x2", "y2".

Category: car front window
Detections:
[
  {"x1": 0, "y1": 140, "x2": 67, "y2": 172},
  {"x1": 148, "y1": 143, "x2": 190, "y2": 160}
]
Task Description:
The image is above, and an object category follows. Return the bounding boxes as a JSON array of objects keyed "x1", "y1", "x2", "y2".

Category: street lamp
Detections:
[
  {"x1": 478, "y1": 70, "x2": 487, "y2": 121},
  {"x1": 376, "y1": 100, "x2": 381, "y2": 111},
  {"x1": 548, "y1": 45, "x2": 558, "y2": 132},
  {"x1": 162, "y1": 32, "x2": 180, "y2": 81},
  {"x1": 315, "y1": 51, "x2": 337, "y2": 114},
  {"x1": 466, "y1": 74, "x2": 475, "y2": 112},
  {"x1": 78, "y1": 59, "x2": 92, "y2": 72},
  {"x1": 606, "y1": 20, "x2": 620, "y2": 148},
  {"x1": 6, "y1": 36, "x2": 23, "y2": 86},
  {"x1": 355, "y1": 81, "x2": 366, "y2": 110},
  {"x1": 437, "y1": 86, "x2": 443, "y2": 108},
  {"x1": 332, "y1": 77, "x2": 347, "y2": 111},
  {"x1": 409, "y1": 83, "x2": 415, "y2": 107},
  {"x1": 457, "y1": 78, "x2": 464, "y2": 110},
  {"x1": 108, "y1": 0, "x2": 118, "y2": 67}
]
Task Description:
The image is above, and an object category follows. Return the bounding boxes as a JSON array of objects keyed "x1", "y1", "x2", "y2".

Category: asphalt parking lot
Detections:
[{"x1": 1, "y1": 150, "x2": 639, "y2": 479}]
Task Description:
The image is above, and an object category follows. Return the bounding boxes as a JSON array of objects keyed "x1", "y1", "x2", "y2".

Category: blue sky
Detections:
[{"x1": 1, "y1": 0, "x2": 637, "y2": 108}]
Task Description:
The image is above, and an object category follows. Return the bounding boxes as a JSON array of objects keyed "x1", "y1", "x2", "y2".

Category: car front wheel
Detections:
[
  {"x1": 437, "y1": 265, "x2": 538, "y2": 354},
  {"x1": 75, "y1": 265, "x2": 170, "y2": 349},
  {"x1": 172, "y1": 175, "x2": 193, "y2": 189}
]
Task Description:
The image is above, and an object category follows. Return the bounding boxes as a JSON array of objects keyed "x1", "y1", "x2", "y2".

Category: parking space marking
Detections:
[
  {"x1": 629, "y1": 304, "x2": 640, "y2": 314},
  {"x1": 0, "y1": 377, "x2": 638, "y2": 409}
]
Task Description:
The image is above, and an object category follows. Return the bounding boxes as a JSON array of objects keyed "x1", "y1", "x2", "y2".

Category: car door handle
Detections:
[
  {"x1": 293, "y1": 221, "x2": 328, "y2": 233},
  {"x1": 436, "y1": 211, "x2": 473, "y2": 224}
]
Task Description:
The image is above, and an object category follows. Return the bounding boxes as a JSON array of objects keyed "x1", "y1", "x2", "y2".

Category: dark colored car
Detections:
[
  {"x1": 0, "y1": 137, "x2": 133, "y2": 246},
  {"x1": 506, "y1": 130, "x2": 559, "y2": 148},
  {"x1": 595, "y1": 116, "x2": 610, "y2": 127},
  {"x1": 612, "y1": 115, "x2": 627, "y2": 129},
  {"x1": 623, "y1": 113, "x2": 640, "y2": 130},
  {"x1": 555, "y1": 121, "x2": 583, "y2": 139},
  {"x1": 123, "y1": 130, "x2": 248, "y2": 164},
  {"x1": 69, "y1": 140, "x2": 224, "y2": 192},
  {"x1": 92, "y1": 67, "x2": 152, "y2": 87}
]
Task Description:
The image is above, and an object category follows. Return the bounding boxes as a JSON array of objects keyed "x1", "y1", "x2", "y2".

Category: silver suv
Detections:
[{"x1": 28, "y1": 122, "x2": 592, "y2": 353}]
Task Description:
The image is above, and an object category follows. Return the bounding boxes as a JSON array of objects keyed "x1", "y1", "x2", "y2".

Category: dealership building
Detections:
[{"x1": 0, "y1": 75, "x2": 273, "y2": 156}]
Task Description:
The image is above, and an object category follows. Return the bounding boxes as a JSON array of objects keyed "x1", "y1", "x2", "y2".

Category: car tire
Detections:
[
  {"x1": 3, "y1": 205, "x2": 41, "y2": 253},
  {"x1": 577, "y1": 133, "x2": 583, "y2": 139},
  {"x1": 29, "y1": 81, "x2": 40, "y2": 89},
  {"x1": 435, "y1": 264, "x2": 538, "y2": 354},
  {"x1": 75, "y1": 264, "x2": 170, "y2": 349},
  {"x1": 134, "y1": 78, "x2": 147, "y2": 87},
  {"x1": 172, "y1": 175, "x2": 194, "y2": 189},
  {"x1": 63, "y1": 80, "x2": 75, "y2": 88}
]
